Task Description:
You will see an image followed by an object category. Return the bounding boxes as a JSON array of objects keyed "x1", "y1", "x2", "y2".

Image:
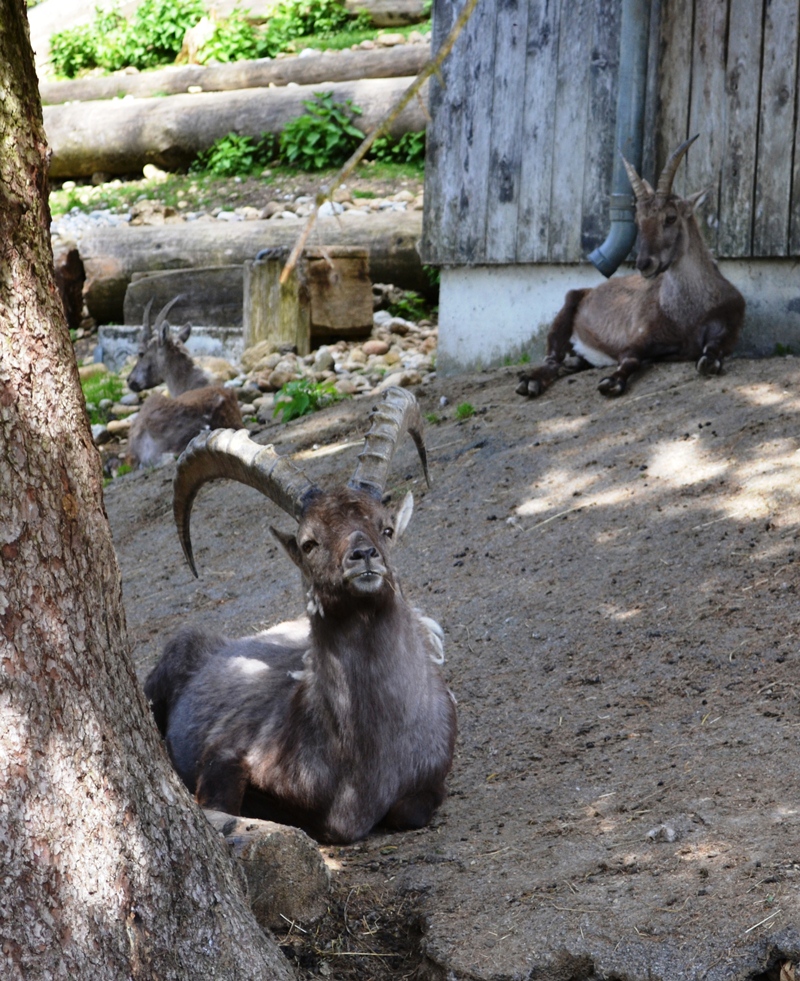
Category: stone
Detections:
[
  {"x1": 375, "y1": 32, "x2": 406, "y2": 46},
  {"x1": 195, "y1": 356, "x2": 239, "y2": 382},
  {"x1": 241, "y1": 340, "x2": 278, "y2": 373},
  {"x1": 312, "y1": 346, "x2": 335, "y2": 373},
  {"x1": 378, "y1": 369, "x2": 423, "y2": 390},
  {"x1": 363, "y1": 339, "x2": 390, "y2": 356},
  {"x1": 106, "y1": 417, "x2": 133, "y2": 435}
]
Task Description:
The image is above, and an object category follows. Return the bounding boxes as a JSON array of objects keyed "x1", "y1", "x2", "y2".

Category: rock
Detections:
[
  {"x1": 204, "y1": 810, "x2": 330, "y2": 930},
  {"x1": 363, "y1": 339, "x2": 389, "y2": 356},
  {"x1": 91, "y1": 423, "x2": 112, "y2": 444},
  {"x1": 376, "y1": 32, "x2": 406, "y2": 46},
  {"x1": 195, "y1": 355, "x2": 239, "y2": 383},
  {"x1": 312, "y1": 346, "x2": 335, "y2": 373},
  {"x1": 335, "y1": 376, "x2": 363, "y2": 395},
  {"x1": 106, "y1": 417, "x2": 133, "y2": 435},
  {"x1": 378, "y1": 369, "x2": 422, "y2": 390},
  {"x1": 241, "y1": 340, "x2": 279, "y2": 373},
  {"x1": 259, "y1": 201, "x2": 284, "y2": 219}
]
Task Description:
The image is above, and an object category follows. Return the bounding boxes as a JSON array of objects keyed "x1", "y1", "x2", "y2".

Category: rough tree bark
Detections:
[{"x1": 0, "y1": 5, "x2": 294, "y2": 979}]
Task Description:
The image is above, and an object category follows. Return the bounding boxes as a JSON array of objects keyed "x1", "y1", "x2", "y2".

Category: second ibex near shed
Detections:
[
  {"x1": 126, "y1": 297, "x2": 243, "y2": 467},
  {"x1": 517, "y1": 136, "x2": 745, "y2": 398},
  {"x1": 144, "y1": 388, "x2": 456, "y2": 844}
]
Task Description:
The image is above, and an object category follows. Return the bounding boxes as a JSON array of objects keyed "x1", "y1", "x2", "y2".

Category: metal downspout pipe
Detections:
[{"x1": 588, "y1": 0, "x2": 652, "y2": 277}]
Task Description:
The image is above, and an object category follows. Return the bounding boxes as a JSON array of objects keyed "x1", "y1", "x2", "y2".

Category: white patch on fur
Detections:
[
  {"x1": 306, "y1": 589, "x2": 325, "y2": 618},
  {"x1": 417, "y1": 612, "x2": 446, "y2": 664},
  {"x1": 260, "y1": 618, "x2": 310, "y2": 644},
  {"x1": 571, "y1": 335, "x2": 617, "y2": 367},
  {"x1": 230, "y1": 656, "x2": 270, "y2": 676}
]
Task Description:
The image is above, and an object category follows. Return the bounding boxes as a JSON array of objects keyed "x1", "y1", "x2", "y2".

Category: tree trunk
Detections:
[
  {"x1": 0, "y1": 4, "x2": 294, "y2": 978},
  {"x1": 68, "y1": 209, "x2": 428, "y2": 325},
  {"x1": 44, "y1": 76, "x2": 428, "y2": 178},
  {"x1": 40, "y1": 43, "x2": 430, "y2": 104}
]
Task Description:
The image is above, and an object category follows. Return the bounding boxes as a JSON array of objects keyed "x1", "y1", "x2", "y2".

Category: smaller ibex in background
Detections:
[
  {"x1": 144, "y1": 388, "x2": 456, "y2": 844},
  {"x1": 517, "y1": 136, "x2": 745, "y2": 398},
  {"x1": 127, "y1": 297, "x2": 243, "y2": 467}
]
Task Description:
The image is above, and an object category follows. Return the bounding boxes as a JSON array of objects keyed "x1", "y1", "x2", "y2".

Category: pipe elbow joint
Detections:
[{"x1": 588, "y1": 219, "x2": 638, "y2": 278}]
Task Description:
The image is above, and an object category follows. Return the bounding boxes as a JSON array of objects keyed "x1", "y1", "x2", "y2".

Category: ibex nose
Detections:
[{"x1": 349, "y1": 544, "x2": 379, "y2": 562}]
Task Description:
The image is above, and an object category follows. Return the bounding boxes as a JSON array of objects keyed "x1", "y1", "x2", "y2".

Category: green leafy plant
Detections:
[
  {"x1": 455, "y1": 402, "x2": 475, "y2": 421},
  {"x1": 81, "y1": 371, "x2": 124, "y2": 424},
  {"x1": 279, "y1": 92, "x2": 363, "y2": 170},
  {"x1": 257, "y1": 0, "x2": 360, "y2": 56},
  {"x1": 273, "y1": 377, "x2": 347, "y2": 422},
  {"x1": 197, "y1": 5, "x2": 260, "y2": 63},
  {"x1": 387, "y1": 289, "x2": 428, "y2": 322},
  {"x1": 371, "y1": 131, "x2": 426, "y2": 166},
  {"x1": 192, "y1": 132, "x2": 278, "y2": 176},
  {"x1": 774, "y1": 342, "x2": 794, "y2": 357},
  {"x1": 425, "y1": 412, "x2": 442, "y2": 425},
  {"x1": 50, "y1": 0, "x2": 205, "y2": 77}
]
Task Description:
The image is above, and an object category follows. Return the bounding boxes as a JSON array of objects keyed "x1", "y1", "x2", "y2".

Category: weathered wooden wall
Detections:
[{"x1": 422, "y1": 0, "x2": 800, "y2": 265}]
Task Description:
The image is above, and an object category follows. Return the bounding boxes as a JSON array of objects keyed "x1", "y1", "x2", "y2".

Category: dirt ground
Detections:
[{"x1": 105, "y1": 356, "x2": 800, "y2": 981}]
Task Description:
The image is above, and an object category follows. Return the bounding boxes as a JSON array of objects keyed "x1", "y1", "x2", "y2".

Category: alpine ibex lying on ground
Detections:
[
  {"x1": 126, "y1": 297, "x2": 243, "y2": 466},
  {"x1": 144, "y1": 388, "x2": 456, "y2": 843},
  {"x1": 517, "y1": 136, "x2": 745, "y2": 398}
]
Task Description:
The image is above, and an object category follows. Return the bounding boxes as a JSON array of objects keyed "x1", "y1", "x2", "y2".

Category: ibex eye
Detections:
[
  {"x1": 665, "y1": 214, "x2": 677, "y2": 225},
  {"x1": 302, "y1": 540, "x2": 318, "y2": 554},
  {"x1": 383, "y1": 527, "x2": 394, "y2": 539}
]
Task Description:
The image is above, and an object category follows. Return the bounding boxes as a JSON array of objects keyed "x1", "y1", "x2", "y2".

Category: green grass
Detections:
[
  {"x1": 81, "y1": 372, "x2": 124, "y2": 424},
  {"x1": 455, "y1": 402, "x2": 475, "y2": 421}
]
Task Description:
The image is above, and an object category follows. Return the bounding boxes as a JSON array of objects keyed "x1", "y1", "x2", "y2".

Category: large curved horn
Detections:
[
  {"x1": 153, "y1": 294, "x2": 186, "y2": 333},
  {"x1": 173, "y1": 429, "x2": 317, "y2": 577},
  {"x1": 656, "y1": 134, "x2": 699, "y2": 198},
  {"x1": 140, "y1": 298, "x2": 154, "y2": 344},
  {"x1": 348, "y1": 387, "x2": 431, "y2": 499},
  {"x1": 621, "y1": 154, "x2": 651, "y2": 203}
]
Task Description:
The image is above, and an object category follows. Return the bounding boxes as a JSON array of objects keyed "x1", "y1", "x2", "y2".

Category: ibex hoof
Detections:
[
  {"x1": 697, "y1": 354, "x2": 722, "y2": 376},
  {"x1": 598, "y1": 376, "x2": 625, "y2": 397},
  {"x1": 516, "y1": 376, "x2": 543, "y2": 398}
]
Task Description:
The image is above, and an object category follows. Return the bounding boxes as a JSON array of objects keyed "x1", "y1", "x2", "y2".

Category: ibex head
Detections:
[
  {"x1": 127, "y1": 295, "x2": 190, "y2": 393},
  {"x1": 172, "y1": 388, "x2": 430, "y2": 616},
  {"x1": 622, "y1": 135, "x2": 709, "y2": 279}
]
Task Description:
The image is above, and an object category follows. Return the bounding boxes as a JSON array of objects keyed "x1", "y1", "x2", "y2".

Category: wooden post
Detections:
[
  {"x1": 243, "y1": 252, "x2": 311, "y2": 355},
  {"x1": 243, "y1": 246, "x2": 372, "y2": 355}
]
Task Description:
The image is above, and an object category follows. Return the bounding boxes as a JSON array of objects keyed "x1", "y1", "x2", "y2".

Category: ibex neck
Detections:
[
  {"x1": 164, "y1": 350, "x2": 210, "y2": 396},
  {"x1": 660, "y1": 222, "x2": 723, "y2": 319}
]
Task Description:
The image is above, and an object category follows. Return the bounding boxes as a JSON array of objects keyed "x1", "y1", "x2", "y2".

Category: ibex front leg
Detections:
[
  {"x1": 517, "y1": 289, "x2": 591, "y2": 397},
  {"x1": 696, "y1": 318, "x2": 733, "y2": 376},
  {"x1": 597, "y1": 351, "x2": 643, "y2": 397}
]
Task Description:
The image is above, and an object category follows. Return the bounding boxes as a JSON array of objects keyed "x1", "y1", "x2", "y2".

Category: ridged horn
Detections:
[
  {"x1": 621, "y1": 154, "x2": 651, "y2": 203},
  {"x1": 656, "y1": 134, "x2": 699, "y2": 199},
  {"x1": 348, "y1": 387, "x2": 431, "y2": 499},
  {"x1": 140, "y1": 298, "x2": 154, "y2": 344},
  {"x1": 153, "y1": 294, "x2": 186, "y2": 333},
  {"x1": 173, "y1": 428, "x2": 317, "y2": 577}
]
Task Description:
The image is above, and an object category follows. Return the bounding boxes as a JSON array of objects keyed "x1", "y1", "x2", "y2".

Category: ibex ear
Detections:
[
  {"x1": 394, "y1": 492, "x2": 414, "y2": 541},
  {"x1": 158, "y1": 320, "x2": 170, "y2": 345},
  {"x1": 270, "y1": 525, "x2": 302, "y2": 568},
  {"x1": 177, "y1": 323, "x2": 192, "y2": 344},
  {"x1": 686, "y1": 186, "x2": 712, "y2": 213}
]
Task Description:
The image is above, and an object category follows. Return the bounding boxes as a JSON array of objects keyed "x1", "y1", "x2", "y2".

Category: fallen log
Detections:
[
  {"x1": 345, "y1": 0, "x2": 428, "y2": 27},
  {"x1": 44, "y1": 76, "x2": 427, "y2": 179},
  {"x1": 40, "y1": 43, "x2": 429, "y2": 105},
  {"x1": 69, "y1": 208, "x2": 427, "y2": 324}
]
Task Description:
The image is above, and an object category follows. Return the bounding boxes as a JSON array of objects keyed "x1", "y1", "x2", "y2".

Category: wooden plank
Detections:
[
  {"x1": 580, "y1": 0, "x2": 621, "y2": 258},
  {"x1": 420, "y1": 0, "x2": 467, "y2": 264},
  {"x1": 754, "y1": 0, "x2": 800, "y2": 255},
  {"x1": 654, "y1": 0, "x2": 694, "y2": 184},
  {"x1": 793, "y1": 29, "x2": 800, "y2": 253},
  {"x1": 686, "y1": 0, "x2": 729, "y2": 250},
  {"x1": 452, "y1": 0, "x2": 499, "y2": 262},
  {"x1": 485, "y1": 0, "x2": 531, "y2": 262},
  {"x1": 548, "y1": 0, "x2": 594, "y2": 261},
  {"x1": 516, "y1": 0, "x2": 562, "y2": 261},
  {"x1": 717, "y1": 0, "x2": 763, "y2": 257}
]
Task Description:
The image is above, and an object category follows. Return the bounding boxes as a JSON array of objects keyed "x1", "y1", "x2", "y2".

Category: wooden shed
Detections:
[{"x1": 422, "y1": 0, "x2": 800, "y2": 370}]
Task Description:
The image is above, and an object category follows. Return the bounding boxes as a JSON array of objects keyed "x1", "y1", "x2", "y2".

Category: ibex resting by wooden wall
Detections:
[{"x1": 517, "y1": 136, "x2": 745, "y2": 398}]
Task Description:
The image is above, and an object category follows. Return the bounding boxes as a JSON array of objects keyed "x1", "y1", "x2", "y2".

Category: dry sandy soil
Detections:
[{"x1": 105, "y1": 356, "x2": 800, "y2": 981}]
